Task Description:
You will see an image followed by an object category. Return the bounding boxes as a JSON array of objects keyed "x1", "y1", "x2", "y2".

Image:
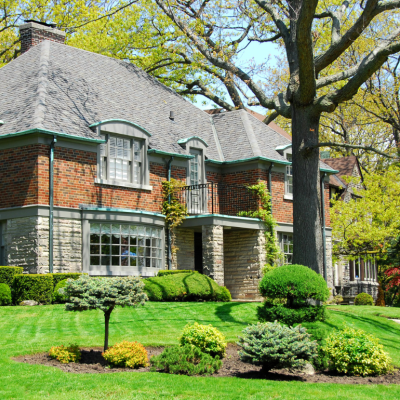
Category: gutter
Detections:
[
  {"x1": 205, "y1": 156, "x2": 290, "y2": 166},
  {"x1": 267, "y1": 163, "x2": 274, "y2": 212},
  {"x1": 321, "y1": 173, "x2": 327, "y2": 282},
  {"x1": 148, "y1": 149, "x2": 194, "y2": 159},
  {"x1": 49, "y1": 136, "x2": 57, "y2": 273},
  {"x1": 166, "y1": 156, "x2": 174, "y2": 270}
]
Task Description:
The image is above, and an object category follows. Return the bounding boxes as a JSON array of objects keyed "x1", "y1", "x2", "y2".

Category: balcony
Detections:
[{"x1": 177, "y1": 183, "x2": 259, "y2": 216}]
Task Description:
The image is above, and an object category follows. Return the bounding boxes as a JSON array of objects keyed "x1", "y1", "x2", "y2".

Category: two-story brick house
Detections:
[{"x1": 0, "y1": 21, "x2": 338, "y2": 300}]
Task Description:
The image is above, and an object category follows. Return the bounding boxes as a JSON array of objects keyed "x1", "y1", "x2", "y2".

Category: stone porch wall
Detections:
[
  {"x1": 202, "y1": 225, "x2": 224, "y2": 286},
  {"x1": 224, "y1": 229, "x2": 265, "y2": 300},
  {"x1": 6, "y1": 216, "x2": 82, "y2": 273},
  {"x1": 171, "y1": 228, "x2": 195, "y2": 271}
]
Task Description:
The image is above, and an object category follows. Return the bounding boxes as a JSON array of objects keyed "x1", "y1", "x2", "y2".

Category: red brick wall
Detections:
[{"x1": 0, "y1": 144, "x2": 47, "y2": 208}]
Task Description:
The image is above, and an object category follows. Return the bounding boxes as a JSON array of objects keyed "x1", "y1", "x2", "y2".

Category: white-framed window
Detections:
[
  {"x1": 89, "y1": 223, "x2": 163, "y2": 269},
  {"x1": 285, "y1": 153, "x2": 293, "y2": 196},
  {"x1": 349, "y1": 256, "x2": 377, "y2": 282},
  {"x1": 0, "y1": 221, "x2": 6, "y2": 265},
  {"x1": 279, "y1": 232, "x2": 293, "y2": 264},
  {"x1": 99, "y1": 135, "x2": 143, "y2": 184},
  {"x1": 189, "y1": 149, "x2": 201, "y2": 185}
]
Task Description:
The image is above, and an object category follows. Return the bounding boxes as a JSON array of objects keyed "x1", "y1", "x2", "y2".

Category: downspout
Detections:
[
  {"x1": 320, "y1": 173, "x2": 327, "y2": 282},
  {"x1": 49, "y1": 136, "x2": 57, "y2": 273},
  {"x1": 166, "y1": 156, "x2": 174, "y2": 270},
  {"x1": 267, "y1": 163, "x2": 274, "y2": 212}
]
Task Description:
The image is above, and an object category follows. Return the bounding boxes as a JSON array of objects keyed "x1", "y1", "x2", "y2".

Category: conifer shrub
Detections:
[
  {"x1": 0, "y1": 266, "x2": 23, "y2": 286},
  {"x1": 258, "y1": 265, "x2": 330, "y2": 324},
  {"x1": 238, "y1": 321, "x2": 318, "y2": 371},
  {"x1": 0, "y1": 283, "x2": 11, "y2": 306},
  {"x1": 324, "y1": 327, "x2": 392, "y2": 376},
  {"x1": 375, "y1": 284, "x2": 386, "y2": 306},
  {"x1": 102, "y1": 341, "x2": 148, "y2": 368},
  {"x1": 179, "y1": 322, "x2": 227, "y2": 358},
  {"x1": 144, "y1": 272, "x2": 231, "y2": 302},
  {"x1": 150, "y1": 345, "x2": 222, "y2": 375},
  {"x1": 354, "y1": 292, "x2": 374, "y2": 306},
  {"x1": 157, "y1": 270, "x2": 199, "y2": 277},
  {"x1": 49, "y1": 344, "x2": 81, "y2": 364},
  {"x1": 53, "y1": 279, "x2": 69, "y2": 303},
  {"x1": 12, "y1": 274, "x2": 53, "y2": 304}
]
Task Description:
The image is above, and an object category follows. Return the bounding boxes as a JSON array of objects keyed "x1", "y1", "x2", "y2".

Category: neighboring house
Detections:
[
  {"x1": 0, "y1": 22, "x2": 337, "y2": 300},
  {"x1": 322, "y1": 155, "x2": 379, "y2": 303}
]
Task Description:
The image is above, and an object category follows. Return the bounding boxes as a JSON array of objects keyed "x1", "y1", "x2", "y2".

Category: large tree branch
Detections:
[{"x1": 316, "y1": 65, "x2": 359, "y2": 89}]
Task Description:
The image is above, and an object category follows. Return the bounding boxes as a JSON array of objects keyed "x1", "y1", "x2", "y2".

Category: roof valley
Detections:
[{"x1": 239, "y1": 110, "x2": 262, "y2": 157}]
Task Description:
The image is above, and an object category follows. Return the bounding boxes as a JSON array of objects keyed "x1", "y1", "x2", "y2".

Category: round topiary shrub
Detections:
[
  {"x1": 259, "y1": 264, "x2": 330, "y2": 305},
  {"x1": 324, "y1": 326, "x2": 392, "y2": 376},
  {"x1": 179, "y1": 322, "x2": 227, "y2": 358},
  {"x1": 0, "y1": 283, "x2": 12, "y2": 306},
  {"x1": 49, "y1": 344, "x2": 81, "y2": 364},
  {"x1": 238, "y1": 321, "x2": 318, "y2": 371},
  {"x1": 150, "y1": 344, "x2": 222, "y2": 375},
  {"x1": 102, "y1": 341, "x2": 148, "y2": 369},
  {"x1": 354, "y1": 292, "x2": 374, "y2": 306},
  {"x1": 53, "y1": 279, "x2": 69, "y2": 303}
]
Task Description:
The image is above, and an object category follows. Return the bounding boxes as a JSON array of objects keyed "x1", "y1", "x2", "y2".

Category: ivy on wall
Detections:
[{"x1": 238, "y1": 181, "x2": 283, "y2": 274}]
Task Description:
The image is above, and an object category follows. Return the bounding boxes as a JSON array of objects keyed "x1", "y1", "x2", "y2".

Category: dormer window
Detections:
[{"x1": 91, "y1": 119, "x2": 152, "y2": 190}]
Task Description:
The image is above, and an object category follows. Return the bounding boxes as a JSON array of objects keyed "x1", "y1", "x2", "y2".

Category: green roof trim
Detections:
[
  {"x1": 177, "y1": 136, "x2": 208, "y2": 147},
  {"x1": 321, "y1": 167, "x2": 339, "y2": 173},
  {"x1": 89, "y1": 119, "x2": 152, "y2": 137},
  {"x1": 148, "y1": 149, "x2": 194, "y2": 159},
  {"x1": 79, "y1": 206, "x2": 165, "y2": 218},
  {"x1": 275, "y1": 144, "x2": 292, "y2": 151},
  {"x1": 186, "y1": 214, "x2": 262, "y2": 222},
  {"x1": 0, "y1": 128, "x2": 105, "y2": 143},
  {"x1": 205, "y1": 156, "x2": 291, "y2": 166}
]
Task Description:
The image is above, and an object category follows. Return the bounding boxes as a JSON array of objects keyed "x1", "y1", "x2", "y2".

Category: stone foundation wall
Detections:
[
  {"x1": 342, "y1": 281, "x2": 379, "y2": 303},
  {"x1": 224, "y1": 229, "x2": 265, "y2": 300},
  {"x1": 202, "y1": 225, "x2": 224, "y2": 286},
  {"x1": 326, "y1": 236, "x2": 334, "y2": 290},
  {"x1": 6, "y1": 216, "x2": 82, "y2": 273},
  {"x1": 171, "y1": 228, "x2": 195, "y2": 271}
]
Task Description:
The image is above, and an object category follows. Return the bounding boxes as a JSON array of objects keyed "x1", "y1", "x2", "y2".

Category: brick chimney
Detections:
[{"x1": 19, "y1": 21, "x2": 66, "y2": 54}]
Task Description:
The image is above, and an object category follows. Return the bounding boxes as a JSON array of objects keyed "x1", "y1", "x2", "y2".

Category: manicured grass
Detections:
[{"x1": 1, "y1": 303, "x2": 400, "y2": 399}]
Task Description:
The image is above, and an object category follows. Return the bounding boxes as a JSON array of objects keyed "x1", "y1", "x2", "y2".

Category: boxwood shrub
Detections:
[
  {"x1": 0, "y1": 283, "x2": 12, "y2": 306},
  {"x1": 12, "y1": 274, "x2": 53, "y2": 304},
  {"x1": 0, "y1": 266, "x2": 23, "y2": 286},
  {"x1": 355, "y1": 292, "x2": 374, "y2": 306},
  {"x1": 51, "y1": 273, "x2": 85, "y2": 289},
  {"x1": 157, "y1": 270, "x2": 199, "y2": 277},
  {"x1": 144, "y1": 272, "x2": 231, "y2": 302},
  {"x1": 53, "y1": 279, "x2": 69, "y2": 303}
]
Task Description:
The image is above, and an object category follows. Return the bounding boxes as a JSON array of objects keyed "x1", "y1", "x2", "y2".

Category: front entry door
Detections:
[{"x1": 194, "y1": 232, "x2": 203, "y2": 273}]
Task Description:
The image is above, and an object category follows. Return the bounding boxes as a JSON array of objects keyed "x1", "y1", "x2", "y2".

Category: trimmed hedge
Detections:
[
  {"x1": 355, "y1": 292, "x2": 374, "y2": 306},
  {"x1": 0, "y1": 266, "x2": 23, "y2": 286},
  {"x1": 12, "y1": 274, "x2": 53, "y2": 305},
  {"x1": 51, "y1": 273, "x2": 85, "y2": 289},
  {"x1": 0, "y1": 283, "x2": 12, "y2": 306},
  {"x1": 144, "y1": 272, "x2": 231, "y2": 302},
  {"x1": 157, "y1": 270, "x2": 199, "y2": 277},
  {"x1": 53, "y1": 279, "x2": 69, "y2": 303}
]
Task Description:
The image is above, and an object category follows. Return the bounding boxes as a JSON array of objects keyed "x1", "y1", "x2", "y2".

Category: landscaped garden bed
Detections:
[{"x1": 13, "y1": 343, "x2": 400, "y2": 385}]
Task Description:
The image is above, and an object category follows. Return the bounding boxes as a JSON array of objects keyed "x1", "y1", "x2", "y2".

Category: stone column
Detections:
[
  {"x1": 202, "y1": 225, "x2": 224, "y2": 286},
  {"x1": 325, "y1": 236, "x2": 334, "y2": 291}
]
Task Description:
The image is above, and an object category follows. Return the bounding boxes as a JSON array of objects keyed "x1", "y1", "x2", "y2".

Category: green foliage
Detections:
[
  {"x1": 157, "y1": 269, "x2": 199, "y2": 277},
  {"x1": 238, "y1": 322, "x2": 318, "y2": 371},
  {"x1": 259, "y1": 264, "x2": 330, "y2": 305},
  {"x1": 102, "y1": 341, "x2": 148, "y2": 369},
  {"x1": 12, "y1": 274, "x2": 53, "y2": 305},
  {"x1": 51, "y1": 273, "x2": 85, "y2": 289},
  {"x1": 257, "y1": 304, "x2": 328, "y2": 325},
  {"x1": 355, "y1": 292, "x2": 374, "y2": 306},
  {"x1": 0, "y1": 266, "x2": 23, "y2": 286},
  {"x1": 324, "y1": 326, "x2": 392, "y2": 376},
  {"x1": 150, "y1": 344, "x2": 222, "y2": 375},
  {"x1": 49, "y1": 344, "x2": 81, "y2": 364},
  {"x1": 179, "y1": 322, "x2": 227, "y2": 358},
  {"x1": 237, "y1": 181, "x2": 282, "y2": 269},
  {"x1": 162, "y1": 179, "x2": 188, "y2": 230},
  {"x1": 144, "y1": 272, "x2": 231, "y2": 302},
  {"x1": 332, "y1": 295, "x2": 344, "y2": 305},
  {"x1": 53, "y1": 279, "x2": 69, "y2": 304},
  {"x1": 0, "y1": 283, "x2": 11, "y2": 306}
]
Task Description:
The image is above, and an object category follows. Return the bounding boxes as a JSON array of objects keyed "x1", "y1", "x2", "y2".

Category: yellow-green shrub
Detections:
[
  {"x1": 354, "y1": 292, "x2": 374, "y2": 306},
  {"x1": 324, "y1": 327, "x2": 392, "y2": 376},
  {"x1": 49, "y1": 344, "x2": 81, "y2": 364},
  {"x1": 179, "y1": 322, "x2": 227, "y2": 358},
  {"x1": 102, "y1": 341, "x2": 148, "y2": 368}
]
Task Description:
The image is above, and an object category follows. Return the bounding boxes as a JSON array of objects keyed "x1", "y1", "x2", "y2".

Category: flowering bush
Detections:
[
  {"x1": 102, "y1": 341, "x2": 148, "y2": 368},
  {"x1": 324, "y1": 327, "x2": 392, "y2": 376},
  {"x1": 238, "y1": 322, "x2": 318, "y2": 371},
  {"x1": 354, "y1": 292, "x2": 374, "y2": 306},
  {"x1": 49, "y1": 344, "x2": 81, "y2": 364},
  {"x1": 179, "y1": 322, "x2": 227, "y2": 358}
]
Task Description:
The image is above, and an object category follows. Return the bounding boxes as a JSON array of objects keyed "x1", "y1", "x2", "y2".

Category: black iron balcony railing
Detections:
[{"x1": 177, "y1": 182, "x2": 259, "y2": 216}]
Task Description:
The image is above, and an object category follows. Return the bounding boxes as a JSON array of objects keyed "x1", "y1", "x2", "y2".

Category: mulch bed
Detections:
[{"x1": 13, "y1": 344, "x2": 400, "y2": 385}]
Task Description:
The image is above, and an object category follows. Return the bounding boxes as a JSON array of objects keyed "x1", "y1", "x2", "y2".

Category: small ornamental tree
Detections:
[{"x1": 63, "y1": 276, "x2": 148, "y2": 351}]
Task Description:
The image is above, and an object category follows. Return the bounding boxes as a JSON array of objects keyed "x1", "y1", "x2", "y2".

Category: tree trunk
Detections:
[
  {"x1": 291, "y1": 106, "x2": 324, "y2": 275},
  {"x1": 103, "y1": 306, "x2": 114, "y2": 352}
]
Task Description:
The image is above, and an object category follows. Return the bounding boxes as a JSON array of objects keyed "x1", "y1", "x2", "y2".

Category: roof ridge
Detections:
[
  {"x1": 32, "y1": 41, "x2": 50, "y2": 129},
  {"x1": 239, "y1": 110, "x2": 262, "y2": 157},
  {"x1": 210, "y1": 116, "x2": 225, "y2": 161}
]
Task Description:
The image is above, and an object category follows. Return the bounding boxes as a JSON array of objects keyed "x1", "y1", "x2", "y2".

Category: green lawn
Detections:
[{"x1": 1, "y1": 303, "x2": 400, "y2": 400}]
